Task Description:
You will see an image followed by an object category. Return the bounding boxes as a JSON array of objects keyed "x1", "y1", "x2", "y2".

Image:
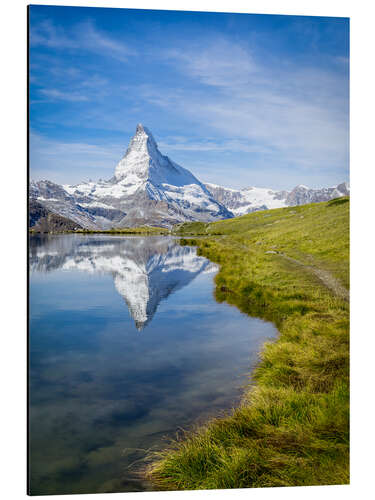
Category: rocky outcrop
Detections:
[{"x1": 29, "y1": 199, "x2": 82, "y2": 232}]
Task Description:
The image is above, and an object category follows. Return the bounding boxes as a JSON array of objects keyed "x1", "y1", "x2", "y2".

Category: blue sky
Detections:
[{"x1": 29, "y1": 5, "x2": 349, "y2": 190}]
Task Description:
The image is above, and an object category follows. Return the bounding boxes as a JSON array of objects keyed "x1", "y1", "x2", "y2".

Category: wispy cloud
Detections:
[
  {"x1": 29, "y1": 20, "x2": 128, "y2": 104},
  {"x1": 39, "y1": 88, "x2": 89, "y2": 102},
  {"x1": 28, "y1": 9, "x2": 349, "y2": 190},
  {"x1": 147, "y1": 39, "x2": 349, "y2": 175},
  {"x1": 30, "y1": 19, "x2": 135, "y2": 62},
  {"x1": 159, "y1": 137, "x2": 272, "y2": 154},
  {"x1": 30, "y1": 61, "x2": 111, "y2": 103},
  {"x1": 29, "y1": 19, "x2": 76, "y2": 49},
  {"x1": 335, "y1": 56, "x2": 350, "y2": 66},
  {"x1": 29, "y1": 131, "x2": 124, "y2": 184},
  {"x1": 165, "y1": 39, "x2": 257, "y2": 88}
]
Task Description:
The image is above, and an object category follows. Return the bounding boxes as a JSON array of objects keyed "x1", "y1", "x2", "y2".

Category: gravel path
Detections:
[{"x1": 276, "y1": 252, "x2": 349, "y2": 302}]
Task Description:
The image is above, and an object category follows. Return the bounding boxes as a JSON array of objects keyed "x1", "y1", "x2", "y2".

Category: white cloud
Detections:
[
  {"x1": 29, "y1": 19, "x2": 135, "y2": 62},
  {"x1": 29, "y1": 131, "x2": 124, "y2": 184},
  {"x1": 165, "y1": 39, "x2": 257, "y2": 88},
  {"x1": 29, "y1": 19, "x2": 76, "y2": 49},
  {"x1": 78, "y1": 20, "x2": 135, "y2": 62},
  {"x1": 28, "y1": 27, "x2": 349, "y2": 190},
  {"x1": 146, "y1": 39, "x2": 349, "y2": 176},
  {"x1": 35, "y1": 74, "x2": 111, "y2": 103},
  {"x1": 39, "y1": 88, "x2": 89, "y2": 102},
  {"x1": 159, "y1": 137, "x2": 272, "y2": 154}
]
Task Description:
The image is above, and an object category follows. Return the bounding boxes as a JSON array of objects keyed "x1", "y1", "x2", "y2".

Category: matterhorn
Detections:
[{"x1": 30, "y1": 124, "x2": 232, "y2": 229}]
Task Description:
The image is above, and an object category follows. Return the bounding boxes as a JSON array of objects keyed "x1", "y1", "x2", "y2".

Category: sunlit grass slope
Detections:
[{"x1": 149, "y1": 198, "x2": 349, "y2": 489}]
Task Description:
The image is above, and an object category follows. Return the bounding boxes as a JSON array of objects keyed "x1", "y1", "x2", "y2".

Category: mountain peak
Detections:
[
  {"x1": 108, "y1": 125, "x2": 232, "y2": 222},
  {"x1": 135, "y1": 122, "x2": 147, "y2": 134},
  {"x1": 134, "y1": 123, "x2": 157, "y2": 145},
  {"x1": 113, "y1": 123, "x2": 200, "y2": 190},
  {"x1": 114, "y1": 123, "x2": 160, "y2": 181},
  {"x1": 135, "y1": 123, "x2": 153, "y2": 138}
]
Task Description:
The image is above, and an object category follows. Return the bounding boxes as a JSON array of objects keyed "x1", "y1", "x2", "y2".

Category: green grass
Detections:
[
  {"x1": 148, "y1": 198, "x2": 349, "y2": 489},
  {"x1": 172, "y1": 221, "x2": 217, "y2": 235}
]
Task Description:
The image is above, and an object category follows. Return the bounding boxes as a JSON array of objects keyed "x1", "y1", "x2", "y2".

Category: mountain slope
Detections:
[
  {"x1": 30, "y1": 124, "x2": 232, "y2": 229},
  {"x1": 205, "y1": 182, "x2": 349, "y2": 216},
  {"x1": 29, "y1": 199, "x2": 82, "y2": 232}
]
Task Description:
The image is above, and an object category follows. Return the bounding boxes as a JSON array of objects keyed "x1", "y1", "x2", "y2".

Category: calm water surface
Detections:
[{"x1": 29, "y1": 234, "x2": 277, "y2": 495}]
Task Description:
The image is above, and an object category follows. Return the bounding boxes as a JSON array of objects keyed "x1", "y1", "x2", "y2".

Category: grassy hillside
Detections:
[{"x1": 149, "y1": 198, "x2": 349, "y2": 489}]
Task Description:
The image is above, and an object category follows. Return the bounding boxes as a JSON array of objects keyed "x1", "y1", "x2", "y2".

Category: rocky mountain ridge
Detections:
[
  {"x1": 30, "y1": 124, "x2": 349, "y2": 229},
  {"x1": 29, "y1": 199, "x2": 83, "y2": 232},
  {"x1": 205, "y1": 182, "x2": 349, "y2": 216}
]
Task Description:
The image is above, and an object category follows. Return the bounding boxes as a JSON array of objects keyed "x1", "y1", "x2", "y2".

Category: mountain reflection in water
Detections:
[
  {"x1": 29, "y1": 234, "x2": 278, "y2": 495},
  {"x1": 29, "y1": 234, "x2": 218, "y2": 330}
]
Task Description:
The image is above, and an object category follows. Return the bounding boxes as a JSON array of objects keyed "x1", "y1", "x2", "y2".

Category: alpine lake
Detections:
[{"x1": 29, "y1": 234, "x2": 278, "y2": 495}]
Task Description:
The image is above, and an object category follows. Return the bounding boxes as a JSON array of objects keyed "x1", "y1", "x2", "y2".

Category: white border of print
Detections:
[{"x1": 0, "y1": 1, "x2": 374, "y2": 500}]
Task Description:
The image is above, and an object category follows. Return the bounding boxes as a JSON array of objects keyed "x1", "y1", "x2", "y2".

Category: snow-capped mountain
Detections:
[
  {"x1": 30, "y1": 123, "x2": 349, "y2": 229},
  {"x1": 29, "y1": 234, "x2": 218, "y2": 330},
  {"x1": 205, "y1": 182, "x2": 349, "y2": 216},
  {"x1": 30, "y1": 124, "x2": 232, "y2": 229}
]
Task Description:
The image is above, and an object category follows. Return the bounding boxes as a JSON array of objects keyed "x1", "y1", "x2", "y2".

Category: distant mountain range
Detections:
[
  {"x1": 29, "y1": 124, "x2": 349, "y2": 230},
  {"x1": 205, "y1": 181, "x2": 349, "y2": 217}
]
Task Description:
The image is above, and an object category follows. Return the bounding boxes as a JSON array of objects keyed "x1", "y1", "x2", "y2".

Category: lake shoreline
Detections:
[
  {"x1": 29, "y1": 226, "x2": 169, "y2": 236},
  {"x1": 29, "y1": 233, "x2": 277, "y2": 494},
  {"x1": 148, "y1": 199, "x2": 349, "y2": 489}
]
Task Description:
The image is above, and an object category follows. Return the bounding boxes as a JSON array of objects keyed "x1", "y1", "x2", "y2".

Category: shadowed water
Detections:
[{"x1": 29, "y1": 234, "x2": 278, "y2": 495}]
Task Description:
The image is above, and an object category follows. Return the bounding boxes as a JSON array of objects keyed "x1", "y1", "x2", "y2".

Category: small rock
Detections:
[{"x1": 265, "y1": 250, "x2": 278, "y2": 254}]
